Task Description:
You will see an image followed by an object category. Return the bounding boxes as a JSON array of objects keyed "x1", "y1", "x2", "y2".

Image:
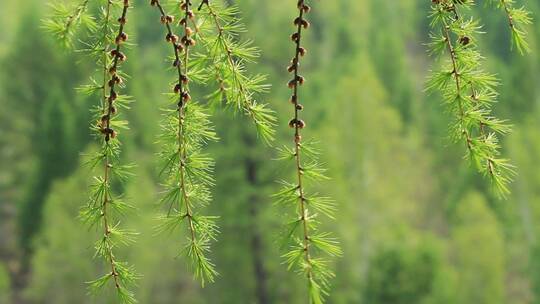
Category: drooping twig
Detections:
[{"x1": 275, "y1": 1, "x2": 341, "y2": 303}]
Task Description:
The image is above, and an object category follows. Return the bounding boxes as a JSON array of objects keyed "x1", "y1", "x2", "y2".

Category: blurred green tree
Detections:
[
  {"x1": 363, "y1": 240, "x2": 440, "y2": 304},
  {"x1": 25, "y1": 157, "x2": 101, "y2": 304},
  {"x1": 452, "y1": 192, "x2": 505, "y2": 304},
  {"x1": 0, "y1": 10, "x2": 86, "y2": 258},
  {"x1": 0, "y1": 0, "x2": 538, "y2": 303},
  {"x1": 0, "y1": 263, "x2": 10, "y2": 303}
]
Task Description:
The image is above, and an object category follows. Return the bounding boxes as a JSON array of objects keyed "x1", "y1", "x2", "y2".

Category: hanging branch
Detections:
[
  {"x1": 86, "y1": 1, "x2": 139, "y2": 303},
  {"x1": 274, "y1": 1, "x2": 341, "y2": 303},
  {"x1": 427, "y1": 0, "x2": 515, "y2": 197},
  {"x1": 152, "y1": 0, "x2": 219, "y2": 286},
  {"x1": 43, "y1": 0, "x2": 95, "y2": 48},
  {"x1": 195, "y1": 0, "x2": 276, "y2": 143},
  {"x1": 45, "y1": 0, "x2": 141, "y2": 302},
  {"x1": 486, "y1": 0, "x2": 532, "y2": 53},
  {"x1": 45, "y1": 0, "x2": 139, "y2": 302}
]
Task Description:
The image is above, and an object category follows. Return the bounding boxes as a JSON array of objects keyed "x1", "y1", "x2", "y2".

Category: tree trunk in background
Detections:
[
  {"x1": 244, "y1": 134, "x2": 269, "y2": 304},
  {"x1": 0, "y1": 202, "x2": 27, "y2": 304}
]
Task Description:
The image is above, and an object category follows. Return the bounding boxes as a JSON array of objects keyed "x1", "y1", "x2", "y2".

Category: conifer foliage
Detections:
[
  {"x1": 149, "y1": 0, "x2": 276, "y2": 286},
  {"x1": 487, "y1": 0, "x2": 532, "y2": 53},
  {"x1": 42, "y1": 0, "x2": 277, "y2": 298},
  {"x1": 150, "y1": 0, "x2": 219, "y2": 286},
  {"x1": 196, "y1": 0, "x2": 276, "y2": 143},
  {"x1": 42, "y1": 0, "x2": 94, "y2": 48},
  {"x1": 274, "y1": 1, "x2": 341, "y2": 303},
  {"x1": 38, "y1": 0, "x2": 536, "y2": 302},
  {"x1": 45, "y1": 0, "x2": 139, "y2": 302},
  {"x1": 426, "y1": 0, "x2": 526, "y2": 197}
]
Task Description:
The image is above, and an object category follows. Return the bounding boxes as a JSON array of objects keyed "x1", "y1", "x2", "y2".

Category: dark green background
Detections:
[{"x1": 1, "y1": 0, "x2": 540, "y2": 303}]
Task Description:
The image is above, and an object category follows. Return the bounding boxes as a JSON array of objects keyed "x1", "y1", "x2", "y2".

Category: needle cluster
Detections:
[
  {"x1": 196, "y1": 0, "x2": 276, "y2": 143},
  {"x1": 486, "y1": 0, "x2": 532, "y2": 53},
  {"x1": 42, "y1": 0, "x2": 94, "y2": 48},
  {"x1": 427, "y1": 0, "x2": 516, "y2": 197}
]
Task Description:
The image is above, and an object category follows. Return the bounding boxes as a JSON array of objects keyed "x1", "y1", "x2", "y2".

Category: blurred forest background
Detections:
[{"x1": 1, "y1": 0, "x2": 540, "y2": 303}]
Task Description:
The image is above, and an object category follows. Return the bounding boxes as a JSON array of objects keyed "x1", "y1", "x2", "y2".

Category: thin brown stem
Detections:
[
  {"x1": 100, "y1": 0, "x2": 131, "y2": 292},
  {"x1": 441, "y1": 7, "x2": 474, "y2": 154},
  {"x1": 288, "y1": 0, "x2": 313, "y2": 283},
  {"x1": 179, "y1": 0, "x2": 197, "y2": 244},
  {"x1": 500, "y1": 0, "x2": 515, "y2": 29},
  {"x1": 153, "y1": 2, "x2": 183, "y2": 89},
  {"x1": 190, "y1": 13, "x2": 227, "y2": 100},
  {"x1": 443, "y1": 4, "x2": 498, "y2": 179},
  {"x1": 64, "y1": 0, "x2": 91, "y2": 32},
  {"x1": 101, "y1": 0, "x2": 112, "y2": 114},
  {"x1": 469, "y1": 86, "x2": 496, "y2": 176},
  {"x1": 103, "y1": 1, "x2": 129, "y2": 140}
]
